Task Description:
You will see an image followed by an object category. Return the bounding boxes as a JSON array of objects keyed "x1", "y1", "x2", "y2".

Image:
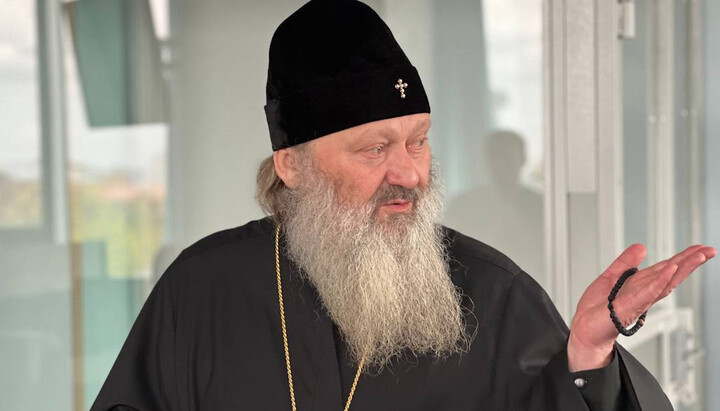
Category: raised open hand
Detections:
[{"x1": 567, "y1": 243, "x2": 716, "y2": 372}]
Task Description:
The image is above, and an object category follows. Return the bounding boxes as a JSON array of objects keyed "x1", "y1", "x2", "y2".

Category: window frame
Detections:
[{"x1": 0, "y1": 0, "x2": 69, "y2": 245}]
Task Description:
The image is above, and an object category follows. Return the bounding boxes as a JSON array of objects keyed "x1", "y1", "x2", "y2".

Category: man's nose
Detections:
[{"x1": 385, "y1": 147, "x2": 420, "y2": 188}]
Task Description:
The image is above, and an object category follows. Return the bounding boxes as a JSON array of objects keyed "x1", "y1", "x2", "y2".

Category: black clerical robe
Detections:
[{"x1": 91, "y1": 217, "x2": 673, "y2": 410}]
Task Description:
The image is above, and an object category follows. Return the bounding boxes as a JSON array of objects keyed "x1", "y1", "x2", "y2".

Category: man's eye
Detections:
[
  {"x1": 369, "y1": 146, "x2": 384, "y2": 156},
  {"x1": 410, "y1": 137, "x2": 427, "y2": 148}
]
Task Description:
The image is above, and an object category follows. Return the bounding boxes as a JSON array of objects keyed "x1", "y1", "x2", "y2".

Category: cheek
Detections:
[
  {"x1": 418, "y1": 154, "x2": 431, "y2": 188},
  {"x1": 336, "y1": 168, "x2": 385, "y2": 203}
]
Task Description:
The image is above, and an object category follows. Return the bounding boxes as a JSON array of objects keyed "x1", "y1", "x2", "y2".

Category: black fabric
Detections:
[
  {"x1": 91, "y1": 217, "x2": 673, "y2": 410},
  {"x1": 569, "y1": 346, "x2": 622, "y2": 411},
  {"x1": 264, "y1": 0, "x2": 431, "y2": 151}
]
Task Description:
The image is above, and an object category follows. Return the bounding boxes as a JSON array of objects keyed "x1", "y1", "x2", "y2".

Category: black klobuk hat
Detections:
[{"x1": 264, "y1": 0, "x2": 431, "y2": 151}]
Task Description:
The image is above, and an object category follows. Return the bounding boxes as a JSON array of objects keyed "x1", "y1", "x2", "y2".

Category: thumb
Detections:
[{"x1": 600, "y1": 243, "x2": 647, "y2": 282}]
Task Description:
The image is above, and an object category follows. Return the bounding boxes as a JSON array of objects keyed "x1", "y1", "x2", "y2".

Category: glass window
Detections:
[
  {"x1": 0, "y1": 0, "x2": 43, "y2": 229},
  {"x1": 386, "y1": 0, "x2": 546, "y2": 288},
  {"x1": 62, "y1": 0, "x2": 170, "y2": 404}
]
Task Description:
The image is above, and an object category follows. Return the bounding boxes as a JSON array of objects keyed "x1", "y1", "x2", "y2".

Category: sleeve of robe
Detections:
[
  {"x1": 492, "y1": 271, "x2": 673, "y2": 411},
  {"x1": 89, "y1": 263, "x2": 183, "y2": 411}
]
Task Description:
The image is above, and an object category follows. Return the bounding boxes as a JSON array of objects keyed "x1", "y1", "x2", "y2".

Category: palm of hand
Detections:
[{"x1": 568, "y1": 243, "x2": 716, "y2": 371}]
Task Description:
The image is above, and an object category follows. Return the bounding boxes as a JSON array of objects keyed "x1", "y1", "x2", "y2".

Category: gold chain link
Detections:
[{"x1": 275, "y1": 225, "x2": 365, "y2": 411}]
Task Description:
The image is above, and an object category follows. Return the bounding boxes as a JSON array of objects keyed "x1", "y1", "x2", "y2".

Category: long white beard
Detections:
[{"x1": 277, "y1": 161, "x2": 469, "y2": 371}]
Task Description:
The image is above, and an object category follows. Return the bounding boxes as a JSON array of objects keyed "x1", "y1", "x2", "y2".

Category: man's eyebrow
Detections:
[
  {"x1": 415, "y1": 118, "x2": 431, "y2": 131},
  {"x1": 356, "y1": 118, "x2": 431, "y2": 139}
]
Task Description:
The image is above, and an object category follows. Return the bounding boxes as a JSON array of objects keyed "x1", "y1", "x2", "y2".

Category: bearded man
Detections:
[{"x1": 92, "y1": 0, "x2": 716, "y2": 410}]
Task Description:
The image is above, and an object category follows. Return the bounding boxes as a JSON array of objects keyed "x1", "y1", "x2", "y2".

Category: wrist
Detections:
[{"x1": 567, "y1": 332, "x2": 615, "y2": 372}]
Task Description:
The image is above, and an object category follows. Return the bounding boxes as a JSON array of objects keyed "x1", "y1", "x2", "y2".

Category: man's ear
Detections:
[{"x1": 273, "y1": 148, "x2": 301, "y2": 188}]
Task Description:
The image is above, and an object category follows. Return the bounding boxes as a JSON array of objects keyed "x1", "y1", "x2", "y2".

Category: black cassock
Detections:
[{"x1": 91, "y1": 217, "x2": 672, "y2": 411}]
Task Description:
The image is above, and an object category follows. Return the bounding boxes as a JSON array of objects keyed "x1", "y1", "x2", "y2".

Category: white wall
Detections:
[{"x1": 170, "y1": 0, "x2": 307, "y2": 247}]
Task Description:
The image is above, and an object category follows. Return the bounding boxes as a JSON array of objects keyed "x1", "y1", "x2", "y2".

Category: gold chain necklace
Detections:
[{"x1": 275, "y1": 225, "x2": 366, "y2": 411}]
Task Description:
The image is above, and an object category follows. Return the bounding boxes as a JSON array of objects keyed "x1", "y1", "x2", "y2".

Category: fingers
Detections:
[
  {"x1": 657, "y1": 246, "x2": 717, "y2": 300},
  {"x1": 613, "y1": 263, "x2": 678, "y2": 326},
  {"x1": 701, "y1": 246, "x2": 718, "y2": 260},
  {"x1": 641, "y1": 244, "x2": 703, "y2": 272},
  {"x1": 645, "y1": 262, "x2": 678, "y2": 302},
  {"x1": 635, "y1": 262, "x2": 677, "y2": 306},
  {"x1": 596, "y1": 244, "x2": 716, "y2": 328},
  {"x1": 606, "y1": 244, "x2": 708, "y2": 283},
  {"x1": 666, "y1": 244, "x2": 706, "y2": 266}
]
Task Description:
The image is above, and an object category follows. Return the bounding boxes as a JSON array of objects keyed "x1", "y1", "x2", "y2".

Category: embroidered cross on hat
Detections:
[{"x1": 395, "y1": 79, "x2": 409, "y2": 98}]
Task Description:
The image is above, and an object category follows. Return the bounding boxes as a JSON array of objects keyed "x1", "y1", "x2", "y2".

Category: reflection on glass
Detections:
[
  {"x1": 62, "y1": 0, "x2": 169, "y2": 405},
  {"x1": 65, "y1": 0, "x2": 167, "y2": 127},
  {"x1": 445, "y1": 131, "x2": 544, "y2": 281},
  {"x1": 0, "y1": 0, "x2": 43, "y2": 228},
  {"x1": 428, "y1": 0, "x2": 546, "y2": 288}
]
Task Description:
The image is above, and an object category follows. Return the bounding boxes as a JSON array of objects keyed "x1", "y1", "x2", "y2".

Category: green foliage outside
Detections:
[
  {"x1": 70, "y1": 172, "x2": 165, "y2": 279},
  {"x1": 0, "y1": 173, "x2": 42, "y2": 228}
]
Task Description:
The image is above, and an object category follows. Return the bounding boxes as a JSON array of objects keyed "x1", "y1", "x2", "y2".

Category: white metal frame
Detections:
[
  {"x1": 596, "y1": 0, "x2": 625, "y2": 272},
  {"x1": 544, "y1": 0, "x2": 702, "y2": 406},
  {"x1": 0, "y1": 0, "x2": 69, "y2": 244},
  {"x1": 40, "y1": 0, "x2": 70, "y2": 246},
  {"x1": 543, "y1": 0, "x2": 572, "y2": 320}
]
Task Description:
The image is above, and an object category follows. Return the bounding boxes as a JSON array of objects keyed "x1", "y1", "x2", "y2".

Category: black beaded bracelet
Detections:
[{"x1": 607, "y1": 267, "x2": 648, "y2": 336}]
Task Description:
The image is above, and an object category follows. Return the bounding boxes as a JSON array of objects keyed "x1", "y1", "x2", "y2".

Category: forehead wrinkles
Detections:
[{"x1": 358, "y1": 117, "x2": 431, "y2": 140}]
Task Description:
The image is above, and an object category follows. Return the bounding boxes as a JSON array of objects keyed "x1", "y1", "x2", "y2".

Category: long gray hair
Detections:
[{"x1": 255, "y1": 144, "x2": 312, "y2": 223}]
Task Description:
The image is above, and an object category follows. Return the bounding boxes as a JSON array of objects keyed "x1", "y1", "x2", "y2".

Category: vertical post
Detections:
[
  {"x1": 544, "y1": 0, "x2": 605, "y2": 321},
  {"x1": 71, "y1": 244, "x2": 85, "y2": 411},
  {"x1": 597, "y1": 0, "x2": 625, "y2": 272},
  {"x1": 703, "y1": 0, "x2": 720, "y2": 406},
  {"x1": 687, "y1": 0, "x2": 706, "y2": 408},
  {"x1": 649, "y1": 0, "x2": 677, "y2": 309},
  {"x1": 653, "y1": 0, "x2": 676, "y2": 268},
  {"x1": 37, "y1": 0, "x2": 77, "y2": 409},
  {"x1": 37, "y1": 0, "x2": 69, "y2": 245},
  {"x1": 543, "y1": 0, "x2": 572, "y2": 320}
]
